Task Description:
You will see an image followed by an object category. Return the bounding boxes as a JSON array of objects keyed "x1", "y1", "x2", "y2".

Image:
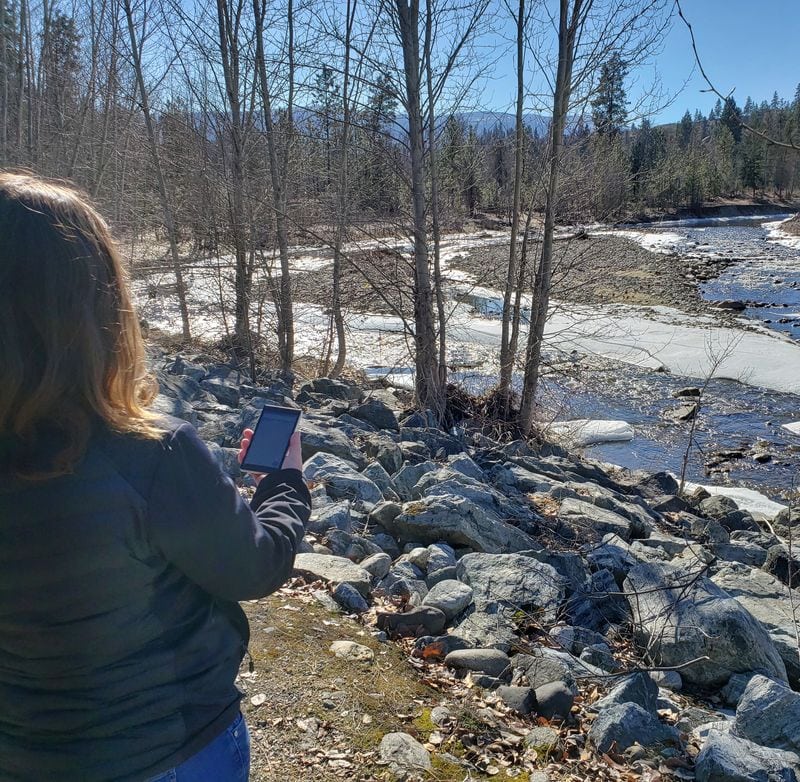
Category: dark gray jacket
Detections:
[{"x1": 0, "y1": 418, "x2": 311, "y2": 782}]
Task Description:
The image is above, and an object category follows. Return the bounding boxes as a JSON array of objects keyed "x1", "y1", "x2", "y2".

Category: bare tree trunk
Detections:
[
  {"x1": 0, "y1": 0, "x2": 8, "y2": 161},
  {"x1": 330, "y1": 0, "x2": 357, "y2": 378},
  {"x1": 425, "y1": 0, "x2": 447, "y2": 389},
  {"x1": 395, "y1": 0, "x2": 442, "y2": 418},
  {"x1": 253, "y1": 0, "x2": 295, "y2": 379},
  {"x1": 518, "y1": 0, "x2": 580, "y2": 434},
  {"x1": 123, "y1": 0, "x2": 191, "y2": 342},
  {"x1": 509, "y1": 204, "x2": 536, "y2": 367},
  {"x1": 216, "y1": 0, "x2": 251, "y2": 349},
  {"x1": 498, "y1": 0, "x2": 525, "y2": 401}
]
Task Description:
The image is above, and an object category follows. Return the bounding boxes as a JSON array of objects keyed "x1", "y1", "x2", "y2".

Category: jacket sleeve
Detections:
[{"x1": 146, "y1": 422, "x2": 311, "y2": 601}]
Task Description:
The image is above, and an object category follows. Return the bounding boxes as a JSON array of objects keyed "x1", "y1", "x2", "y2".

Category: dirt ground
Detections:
[{"x1": 239, "y1": 587, "x2": 563, "y2": 782}]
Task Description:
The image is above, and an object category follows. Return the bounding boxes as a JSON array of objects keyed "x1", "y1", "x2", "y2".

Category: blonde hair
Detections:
[{"x1": 0, "y1": 172, "x2": 160, "y2": 478}]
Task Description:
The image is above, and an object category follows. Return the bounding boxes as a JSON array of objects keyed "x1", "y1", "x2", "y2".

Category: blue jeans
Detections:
[{"x1": 148, "y1": 713, "x2": 250, "y2": 781}]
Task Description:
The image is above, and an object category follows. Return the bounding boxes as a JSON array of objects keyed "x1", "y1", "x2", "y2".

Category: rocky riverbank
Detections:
[{"x1": 153, "y1": 350, "x2": 800, "y2": 781}]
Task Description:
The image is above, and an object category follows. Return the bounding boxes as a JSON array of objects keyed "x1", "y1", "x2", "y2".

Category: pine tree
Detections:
[
  {"x1": 679, "y1": 110, "x2": 693, "y2": 147},
  {"x1": 720, "y1": 97, "x2": 743, "y2": 143},
  {"x1": 591, "y1": 53, "x2": 628, "y2": 136}
]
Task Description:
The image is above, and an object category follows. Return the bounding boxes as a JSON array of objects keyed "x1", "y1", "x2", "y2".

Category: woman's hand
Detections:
[
  {"x1": 282, "y1": 432, "x2": 303, "y2": 471},
  {"x1": 238, "y1": 428, "x2": 264, "y2": 485},
  {"x1": 238, "y1": 429, "x2": 303, "y2": 485}
]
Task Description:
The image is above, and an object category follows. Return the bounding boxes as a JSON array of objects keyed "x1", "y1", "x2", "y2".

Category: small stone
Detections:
[
  {"x1": 650, "y1": 670, "x2": 683, "y2": 691},
  {"x1": 379, "y1": 732, "x2": 432, "y2": 778},
  {"x1": 329, "y1": 640, "x2": 374, "y2": 662},
  {"x1": 525, "y1": 726, "x2": 560, "y2": 756},
  {"x1": 422, "y1": 580, "x2": 474, "y2": 621},
  {"x1": 360, "y1": 552, "x2": 392, "y2": 579},
  {"x1": 534, "y1": 681, "x2": 575, "y2": 720},
  {"x1": 430, "y1": 706, "x2": 451, "y2": 726},
  {"x1": 376, "y1": 606, "x2": 447, "y2": 637},
  {"x1": 331, "y1": 582, "x2": 369, "y2": 614},
  {"x1": 444, "y1": 648, "x2": 512, "y2": 679},
  {"x1": 496, "y1": 685, "x2": 537, "y2": 715}
]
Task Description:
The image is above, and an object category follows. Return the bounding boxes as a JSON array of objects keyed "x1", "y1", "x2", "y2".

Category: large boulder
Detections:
[
  {"x1": 713, "y1": 563, "x2": 800, "y2": 686},
  {"x1": 299, "y1": 419, "x2": 366, "y2": 467},
  {"x1": 303, "y1": 453, "x2": 383, "y2": 506},
  {"x1": 381, "y1": 495, "x2": 536, "y2": 553},
  {"x1": 734, "y1": 675, "x2": 800, "y2": 753},
  {"x1": 300, "y1": 377, "x2": 364, "y2": 402},
  {"x1": 695, "y1": 729, "x2": 800, "y2": 782},
  {"x1": 559, "y1": 498, "x2": 636, "y2": 541},
  {"x1": 456, "y1": 553, "x2": 565, "y2": 623},
  {"x1": 349, "y1": 398, "x2": 399, "y2": 431},
  {"x1": 625, "y1": 562, "x2": 787, "y2": 688},
  {"x1": 589, "y1": 702, "x2": 678, "y2": 754},
  {"x1": 293, "y1": 553, "x2": 372, "y2": 596}
]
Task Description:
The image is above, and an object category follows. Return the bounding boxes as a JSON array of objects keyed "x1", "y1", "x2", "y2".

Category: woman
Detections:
[{"x1": 0, "y1": 172, "x2": 311, "y2": 781}]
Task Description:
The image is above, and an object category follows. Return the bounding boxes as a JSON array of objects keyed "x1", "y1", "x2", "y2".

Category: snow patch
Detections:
[
  {"x1": 782, "y1": 421, "x2": 800, "y2": 437},
  {"x1": 683, "y1": 482, "x2": 787, "y2": 519},
  {"x1": 549, "y1": 419, "x2": 635, "y2": 447}
]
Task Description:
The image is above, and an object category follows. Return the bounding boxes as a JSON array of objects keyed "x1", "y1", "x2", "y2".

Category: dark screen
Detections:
[{"x1": 243, "y1": 407, "x2": 300, "y2": 471}]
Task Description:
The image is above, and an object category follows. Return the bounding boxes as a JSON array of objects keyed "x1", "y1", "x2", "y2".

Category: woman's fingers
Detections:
[
  {"x1": 282, "y1": 432, "x2": 303, "y2": 471},
  {"x1": 237, "y1": 429, "x2": 254, "y2": 464}
]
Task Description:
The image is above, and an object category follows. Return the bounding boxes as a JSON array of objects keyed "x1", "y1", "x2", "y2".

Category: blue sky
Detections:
[{"x1": 482, "y1": 0, "x2": 800, "y2": 125}]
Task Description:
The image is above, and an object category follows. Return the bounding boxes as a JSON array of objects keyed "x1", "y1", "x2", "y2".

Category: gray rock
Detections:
[
  {"x1": 456, "y1": 553, "x2": 565, "y2": 622},
  {"x1": 695, "y1": 729, "x2": 800, "y2": 782},
  {"x1": 369, "y1": 531, "x2": 402, "y2": 560},
  {"x1": 369, "y1": 501, "x2": 403, "y2": 530},
  {"x1": 378, "y1": 732, "x2": 432, "y2": 779},
  {"x1": 444, "y1": 648, "x2": 512, "y2": 679},
  {"x1": 513, "y1": 649, "x2": 577, "y2": 692},
  {"x1": 700, "y1": 494, "x2": 740, "y2": 519},
  {"x1": 525, "y1": 726, "x2": 561, "y2": 755},
  {"x1": 625, "y1": 561, "x2": 788, "y2": 687},
  {"x1": 303, "y1": 453, "x2": 383, "y2": 506},
  {"x1": 764, "y1": 545, "x2": 800, "y2": 589},
  {"x1": 713, "y1": 564, "x2": 800, "y2": 686},
  {"x1": 349, "y1": 398, "x2": 399, "y2": 431},
  {"x1": 376, "y1": 606, "x2": 446, "y2": 637},
  {"x1": 636, "y1": 472, "x2": 680, "y2": 498},
  {"x1": 426, "y1": 542, "x2": 457, "y2": 575},
  {"x1": 720, "y1": 672, "x2": 763, "y2": 708},
  {"x1": 560, "y1": 498, "x2": 633, "y2": 540},
  {"x1": 715, "y1": 541, "x2": 768, "y2": 567},
  {"x1": 302, "y1": 377, "x2": 364, "y2": 402},
  {"x1": 579, "y1": 644, "x2": 621, "y2": 673},
  {"x1": 200, "y1": 378, "x2": 240, "y2": 407},
  {"x1": 651, "y1": 670, "x2": 683, "y2": 692},
  {"x1": 735, "y1": 675, "x2": 800, "y2": 753},
  {"x1": 446, "y1": 453, "x2": 485, "y2": 481},
  {"x1": 360, "y1": 552, "x2": 392, "y2": 580},
  {"x1": 151, "y1": 394, "x2": 198, "y2": 426},
  {"x1": 449, "y1": 608, "x2": 517, "y2": 651},
  {"x1": 384, "y1": 496, "x2": 537, "y2": 553},
  {"x1": 362, "y1": 461, "x2": 400, "y2": 501},
  {"x1": 332, "y1": 582, "x2": 369, "y2": 614},
  {"x1": 585, "y1": 534, "x2": 641, "y2": 583},
  {"x1": 589, "y1": 703, "x2": 678, "y2": 754},
  {"x1": 403, "y1": 547, "x2": 430, "y2": 570},
  {"x1": 307, "y1": 501, "x2": 352, "y2": 535},
  {"x1": 426, "y1": 565, "x2": 458, "y2": 587},
  {"x1": 422, "y1": 580, "x2": 474, "y2": 621},
  {"x1": 299, "y1": 421, "x2": 366, "y2": 468},
  {"x1": 363, "y1": 435, "x2": 404, "y2": 474},
  {"x1": 593, "y1": 672, "x2": 658, "y2": 713},
  {"x1": 534, "y1": 681, "x2": 575, "y2": 721},
  {"x1": 293, "y1": 553, "x2": 372, "y2": 597},
  {"x1": 393, "y1": 461, "x2": 437, "y2": 501},
  {"x1": 566, "y1": 568, "x2": 629, "y2": 631},
  {"x1": 496, "y1": 685, "x2": 537, "y2": 715}
]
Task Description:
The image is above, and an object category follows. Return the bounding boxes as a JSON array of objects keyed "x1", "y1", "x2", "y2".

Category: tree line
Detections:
[{"x1": 5, "y1": 0, "x2": 789, "y2": 434}]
